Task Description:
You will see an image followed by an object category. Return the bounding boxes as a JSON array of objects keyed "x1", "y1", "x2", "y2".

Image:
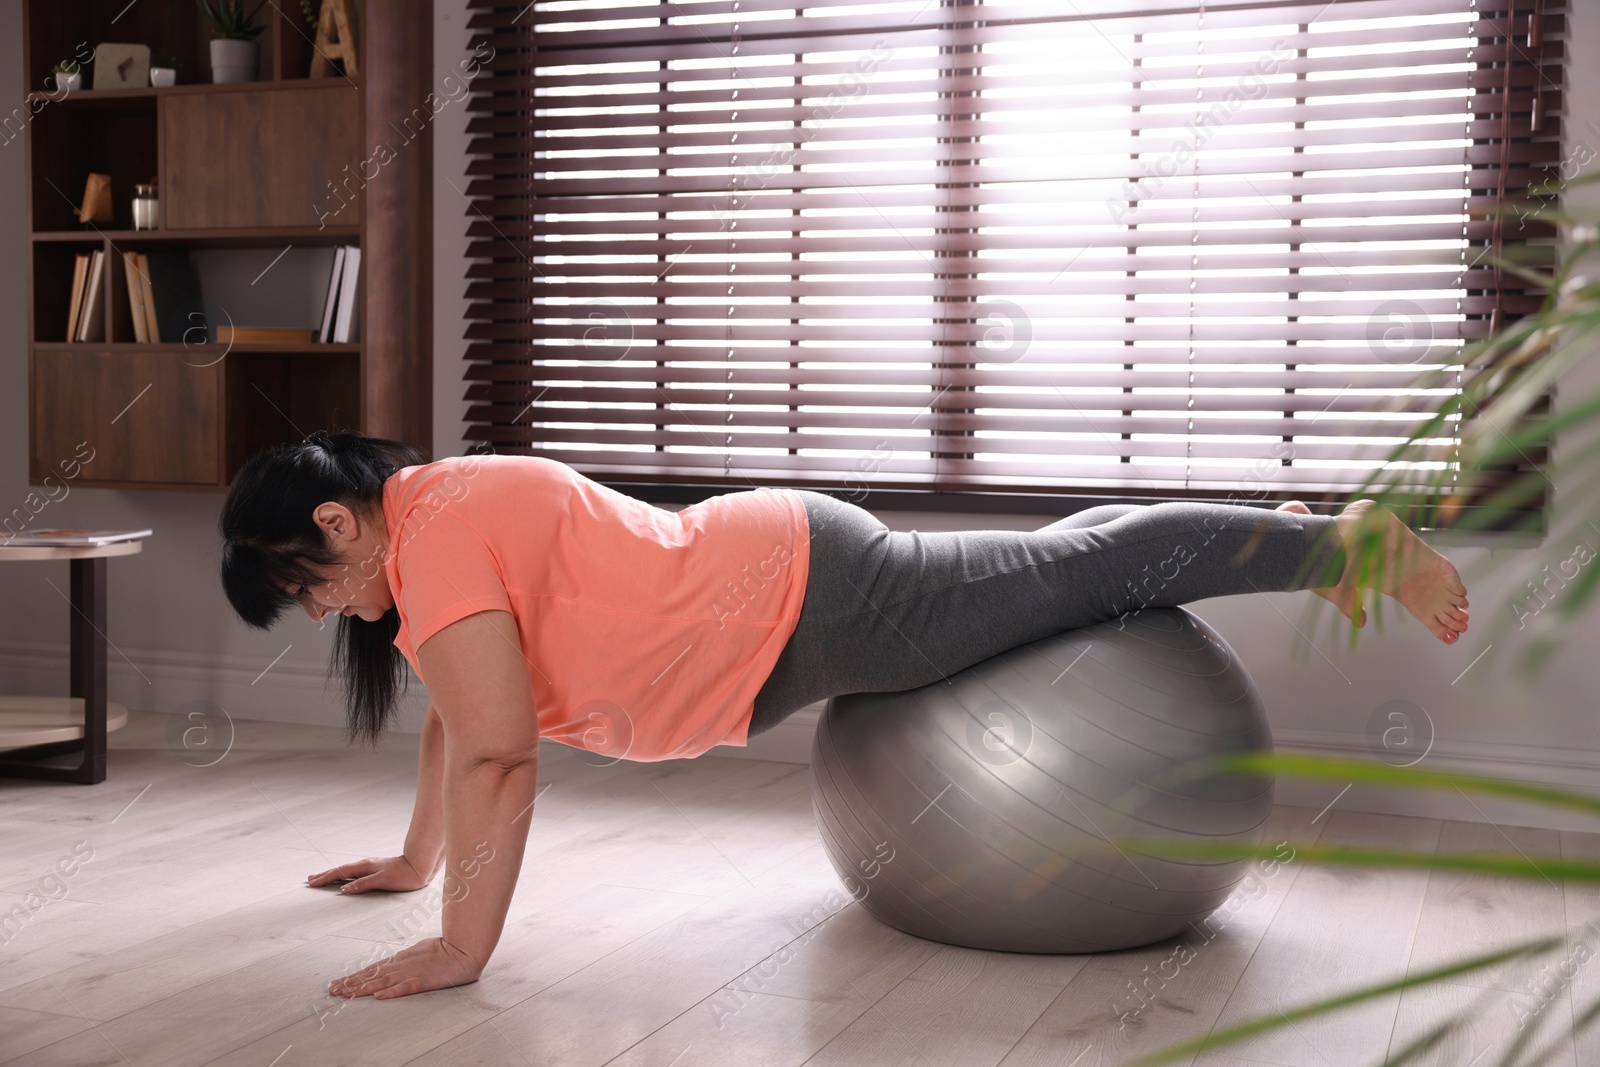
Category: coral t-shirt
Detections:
[{"x1": 380, "y1": 454, "x2": 810, "y2": 761}]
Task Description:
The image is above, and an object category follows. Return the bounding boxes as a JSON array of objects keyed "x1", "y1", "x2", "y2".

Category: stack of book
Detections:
[
  {"x1": 215, "y1": 325, "x2": 315, "y2": 344},
  {"x1": 64, "y1": 250, "x2": 106, "y2": 342},
  {"x1": 318, "y1": 244, "x2": 362, "y2": 343}
]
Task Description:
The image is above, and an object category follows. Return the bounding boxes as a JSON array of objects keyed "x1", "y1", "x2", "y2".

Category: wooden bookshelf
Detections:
[{"x1": 20, "y1": 1, "x2": 432, "y2": 492}]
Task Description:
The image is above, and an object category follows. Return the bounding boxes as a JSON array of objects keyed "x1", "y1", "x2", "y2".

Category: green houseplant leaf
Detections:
[
  {"x1": 1290, "y1": 177, "x2": 1600, "y2": 668},
  {"x1": 196, "y1": 0, "x2": 269, "y2": 40},
  {"x1": 1116, "y1": 938, "x2": 1564, "y2": 1067}
]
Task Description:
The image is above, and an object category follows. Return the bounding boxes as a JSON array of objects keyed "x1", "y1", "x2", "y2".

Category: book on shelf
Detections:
[
  {"x1": 65, "y1": 247, "x2": 354, "y2": 347},
  {"x1": 122, "y1": 251, "x2": 149, "y2": 343},
  {"x1": 0, "y1": 528, "x2": 153, "y2": 547},
  {"x1": 333, "y1": 245, "x2": 361, "y2": 344},
  {"x1": 74, "y1": 250, "x2": 106, "y2": 342},
  {"x1": 317, "y1": 246, "x2": 346, "y2": 344},
  {"x1": 142, "y1": 250, "x2": 205, "y2": 344},
  {"x1": 133, "y1": 252, "x2": 160, "y2": 344},
  {"x1": 217, "y1": 325, "x2": 316, "y2": 344},
  {"x1": 64, "y1": 252, "x2": 89, "y2": 343}
]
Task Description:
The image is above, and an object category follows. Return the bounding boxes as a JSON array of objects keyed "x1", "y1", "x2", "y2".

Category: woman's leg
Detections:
[
  {"x1": 747, "y1": 492, "x2": 1346, "y2": 734},
  {"x1": 1034, "y1": 503, "x2": 1144, "y2": 532}
]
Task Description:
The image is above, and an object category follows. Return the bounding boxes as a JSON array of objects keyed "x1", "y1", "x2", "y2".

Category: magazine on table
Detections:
[{"x1": 0, "y1": 528, "x2": 153, "y2": 547}]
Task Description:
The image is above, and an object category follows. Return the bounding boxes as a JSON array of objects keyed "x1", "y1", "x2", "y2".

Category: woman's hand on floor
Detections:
[
  {"x1": 306, "y1": 854, "x2": 433, "y2": 894},
  {"x1": 328, "y1": 936, "x2": 482, "y2": 999}
]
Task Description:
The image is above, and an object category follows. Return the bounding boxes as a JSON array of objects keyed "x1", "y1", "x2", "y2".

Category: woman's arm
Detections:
[
  {"x1": 403, "y1": 701, "x2": 447, "y2": 878},
  {"x1": 328, "y1": 610, "x2": 541, "y2": 999},
  {"x1": 305, "y1": 701, "x2": 447, "y2": 893}
]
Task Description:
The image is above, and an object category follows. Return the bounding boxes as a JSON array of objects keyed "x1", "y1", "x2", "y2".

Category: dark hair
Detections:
[{"x1": 219, "y1": 428, "x2": 429, "y2": 745}]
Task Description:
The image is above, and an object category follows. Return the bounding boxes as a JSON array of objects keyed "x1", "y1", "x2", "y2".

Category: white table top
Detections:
[
  {"x1": 0, "y1": 697, "x2": 130, "y2": 750},
  {"x1": 0, "y1": 540, "x2": 144, "y2": 562}
]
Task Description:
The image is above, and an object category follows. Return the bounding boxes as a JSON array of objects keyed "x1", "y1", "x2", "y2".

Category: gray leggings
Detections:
[{"x1": 747, "y1": 492, "x2": 1347, "y2": 736}]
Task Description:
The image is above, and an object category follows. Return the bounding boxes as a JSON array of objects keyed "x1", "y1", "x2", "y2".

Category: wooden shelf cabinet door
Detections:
[
  {"x1": 32, "y1": 349, "x2": 221, "y2": 486},
  {"x1": 161, "y1": 86, "x2": 363, "y2": 230}
]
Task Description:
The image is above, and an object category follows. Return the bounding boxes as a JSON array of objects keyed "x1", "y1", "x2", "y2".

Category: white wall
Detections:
[{"x1": 2, "y1": 0, "x2": 1598, "y2": 832}]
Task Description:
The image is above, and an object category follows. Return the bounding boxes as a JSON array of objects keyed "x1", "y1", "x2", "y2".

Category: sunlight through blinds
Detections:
[{"x1": 463, "y1": 0, "x2": 1561, "y2": 513}]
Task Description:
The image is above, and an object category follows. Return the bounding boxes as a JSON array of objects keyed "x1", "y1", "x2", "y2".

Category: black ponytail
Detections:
[{"x1": 219, "y1": 428, "x2": 429, "y2": 746}]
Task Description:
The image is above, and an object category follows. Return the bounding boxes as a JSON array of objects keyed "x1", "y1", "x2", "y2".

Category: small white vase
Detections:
[
  {"x1": 150, "y1": 67, "x2": 177, "y2": 88},
  {"x1": 209, "y1": 39, "x2": 258, "y2": 84},
  {"x1": 54, "y1": 71, "x2": 81, "y2": 92}
]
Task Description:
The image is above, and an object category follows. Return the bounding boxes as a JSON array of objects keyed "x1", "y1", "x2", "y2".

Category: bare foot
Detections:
[{"x1": 1276, "y1": 499, "x2": 1469, "y2": 644}]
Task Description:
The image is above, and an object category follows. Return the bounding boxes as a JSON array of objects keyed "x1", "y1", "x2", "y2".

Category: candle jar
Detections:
[{"x1": 132, "y1": 183, "x2": 160, "y2": 230}]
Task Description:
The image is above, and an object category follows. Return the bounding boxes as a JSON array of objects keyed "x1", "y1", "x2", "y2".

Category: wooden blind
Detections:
[{"x1": 462, "y1": 0, "x2": 1562, "y2": 514}]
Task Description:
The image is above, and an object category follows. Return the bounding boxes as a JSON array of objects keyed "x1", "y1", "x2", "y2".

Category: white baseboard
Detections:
[
  {"x1": 0, "y1": 636, "x2": 432, "y2": 738},
  {"x1": 7, "y1": 638, "x2": 1594, "y2": 831},
  {"x1": 1263, "y1": 727, "x2": 1600, "y2": 833}
]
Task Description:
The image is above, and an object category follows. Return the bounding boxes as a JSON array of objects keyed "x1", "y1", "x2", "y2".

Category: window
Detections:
[{"x1": 463, "y1": 0, "x2": 1562, "y2": 519}]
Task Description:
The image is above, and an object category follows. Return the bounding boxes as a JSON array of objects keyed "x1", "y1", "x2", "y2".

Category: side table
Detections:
[{"x1": 0, "y1": 540, "x2": 141, "y2": 784}]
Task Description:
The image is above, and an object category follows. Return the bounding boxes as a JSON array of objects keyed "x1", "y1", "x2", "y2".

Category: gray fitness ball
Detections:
[{"x1": 811, "y1": 606, "x2": 1274, "y2": 954}]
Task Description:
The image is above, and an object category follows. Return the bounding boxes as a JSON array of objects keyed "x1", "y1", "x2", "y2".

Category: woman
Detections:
[{"x1": 219, "y1": 429, "x2": 1468, "y2": 1001}]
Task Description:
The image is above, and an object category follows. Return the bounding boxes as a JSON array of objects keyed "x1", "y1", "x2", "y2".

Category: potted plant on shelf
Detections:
[
  {"x1": 197, "y1": 0, "x2": 268, "y2": 84},
  {"x1": 150, "y1": 53, "x2": 180, "y2": 87},
  {"x1": 51, "y1": 60, "x2": 81, "y2": 93},
  {"x1": 148, "y1": 52, "x2": 180, "y2": 86}
]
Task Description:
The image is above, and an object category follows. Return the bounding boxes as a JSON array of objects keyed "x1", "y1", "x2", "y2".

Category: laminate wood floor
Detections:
[{"x1": 0, "y1": 711, "x2": 1589, "y2": 1066}]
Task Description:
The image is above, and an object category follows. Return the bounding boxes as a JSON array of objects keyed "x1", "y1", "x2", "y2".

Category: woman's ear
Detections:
[{"x1": 313, "y1": 501, "x2": 358, "y2": 543}]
